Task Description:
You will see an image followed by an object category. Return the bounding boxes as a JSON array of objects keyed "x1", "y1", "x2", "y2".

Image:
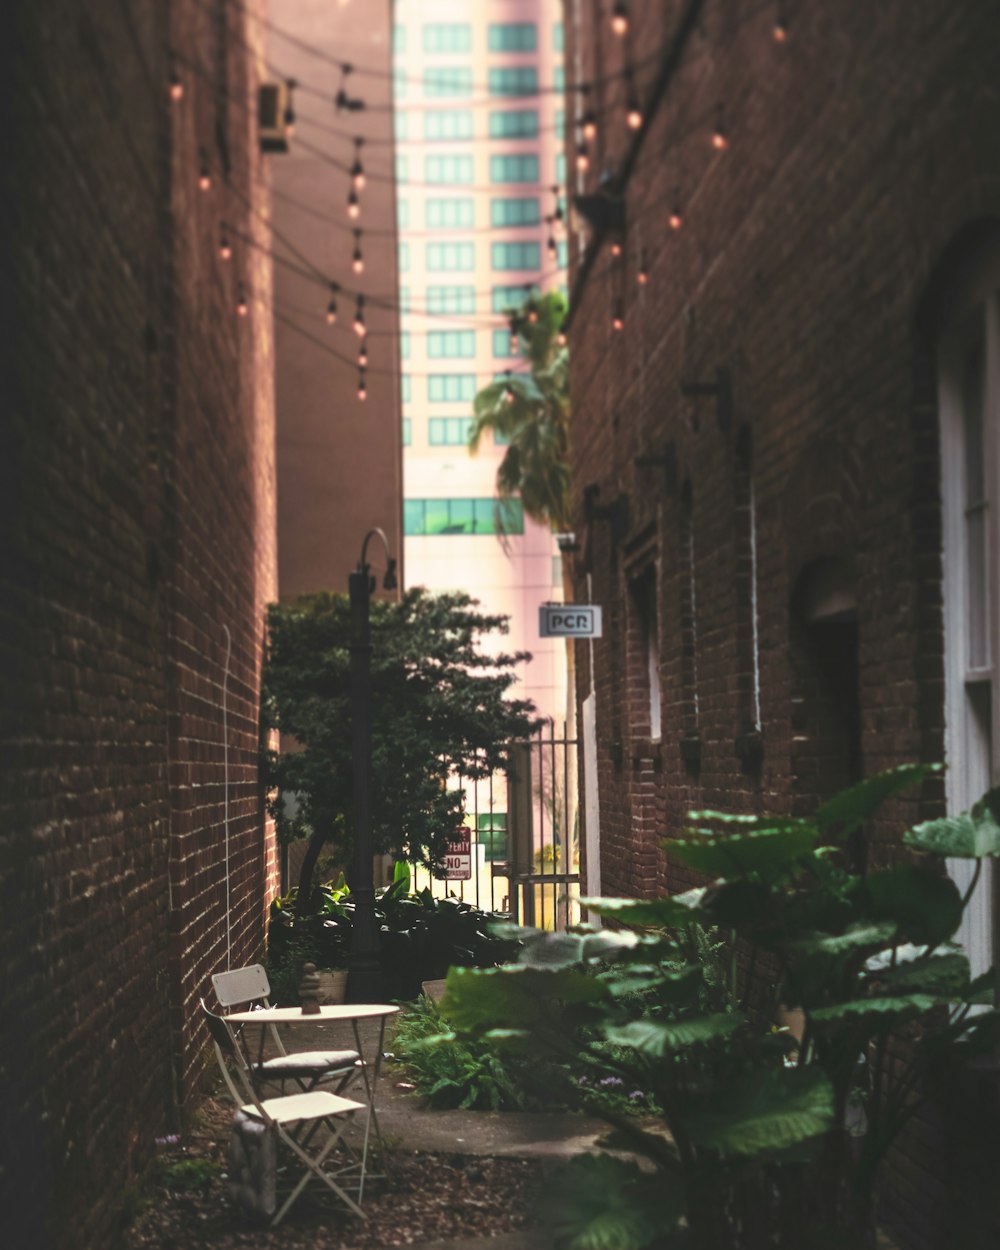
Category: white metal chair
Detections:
[
  {"x1": 211, "y1": 965, "x2": 361, "y2": 1094},
  {"x1": 202, "y1": 1002, "x2": 367, "y2": 1226}
]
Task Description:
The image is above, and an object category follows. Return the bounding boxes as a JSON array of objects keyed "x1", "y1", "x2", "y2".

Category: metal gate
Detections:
[{"x1": 410, "y1": 721, "x2": 580, "y2": 931}]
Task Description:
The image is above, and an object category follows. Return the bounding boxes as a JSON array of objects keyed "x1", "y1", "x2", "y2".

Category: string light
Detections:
[
  {"x1": 168, "y1": 67, "x2": 184, "y2": 102},
  {"x1": 504, "y1": 371, "x2": 516, "y2": 404},
  {"x1": 508, "y1": 316, "x2": 519, "y2": 354},
  {"x1": 526, "y1": 297, "x2": 539, "y2": 324},
  {"x1": 357, "y1": 369, "x2": 367, "y2": 401},
  {"x1": 637, "y1": 249, "x2": 649, "y2": 285},
  {"x1": 347, "y1": 188, "x2": 360, "y2": 219},
  {"x1": 358, "y1": 338, "x2": 369, "y2": 367},
  {"x1": 612, "y1": 300, "x2": 624, "y2": 331},
  {"x1": 557, "y1": 328, "x2": 567, "y2": 347},
  {"x1": 611, "y1": 2, "x2": 629, "y2": 36},
  {"x1": 712, "y1": 108, "x2": 729, "y2": 150},
  {"x1": 772, "y1": 7, "x2": 789, "y2": 42},
  {"x1": 352, "y1": 229, "x2": 364, "y2": 274},
  {"x1": 669, "y1": 195, "x2": 684, "y2": 230},
  {"x1": 353, "y1": 294, "x2": 366, "y2": 336},
  {"x1": 218, "y1": 227, "x2": 232, "y2": 261},
  {"x1": 575, "y1": 140, "x2": 590, "y2": 172},
  {"x1": 582, "y1": 110, "x2": 598, "y2": 142},
  {"x1": 610, "y1": 238, "x2": 623, "y2": 258},
  {"x1": 351, "y1": 137, "x2": 366, "y2": 191},
  {"x1": 198, "y1": 150, "x2": 212, "y2": 191},
  {"x1": 626, "y1": 98, "x2": 643, "y2": 130},
  {"x1": 546, "y1": 234, "x2": 557, "y2": 259},
  {"x1": 236, "y1": 283, "x2": 249, "y2": 316},
  {"x1": 552, "y1": 186, "x2": 565, "y2": 224},
  {"x1": 326, "y1": 284, "x2": 338, "y2": 324}
]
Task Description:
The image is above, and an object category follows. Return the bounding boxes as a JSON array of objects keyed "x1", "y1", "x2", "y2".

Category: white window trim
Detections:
[{"x1": 939, "y1": 238, "x2": 1000, "y2": 978}]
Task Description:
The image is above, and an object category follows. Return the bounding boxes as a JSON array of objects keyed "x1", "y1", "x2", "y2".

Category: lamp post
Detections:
[{"x1": 346, "y1": 527, "x2": 397, "y2": 1004}]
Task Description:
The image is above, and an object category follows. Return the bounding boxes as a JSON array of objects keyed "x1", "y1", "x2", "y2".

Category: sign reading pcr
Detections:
[{"x1": 538, "y1": 604, "x2": 603, "y2": 638}]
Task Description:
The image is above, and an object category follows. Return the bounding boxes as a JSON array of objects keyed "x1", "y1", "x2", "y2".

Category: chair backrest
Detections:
[
  {"x1": 212, "y1": 964, "x2": 271, "y2": 1010},
  {"x1": 200, "y1": 1000, "x2": 263, "y2": 1112}
]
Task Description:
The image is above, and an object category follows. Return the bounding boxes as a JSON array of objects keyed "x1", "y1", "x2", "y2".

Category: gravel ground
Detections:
[{"x1": 123, "y1": 1094, "x2": 542, "y2": 1250}]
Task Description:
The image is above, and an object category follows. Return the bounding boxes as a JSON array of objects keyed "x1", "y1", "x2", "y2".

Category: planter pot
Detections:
[{"x1": 315, "y1": 969, "x2": 348, "y2": 1005}]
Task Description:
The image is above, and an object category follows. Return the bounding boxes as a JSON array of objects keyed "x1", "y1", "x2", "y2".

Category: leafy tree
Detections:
[
  {"x1": 261, "y1": 588, "x2": 536, "y2": 908},
  {"x1": 468, "y1": 289, "x2": 570, "y2": 536}
]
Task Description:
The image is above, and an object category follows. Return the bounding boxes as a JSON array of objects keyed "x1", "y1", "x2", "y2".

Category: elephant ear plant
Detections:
[{"x1": 442, "y1": 766, "x2": 1000, "y2": 1250}]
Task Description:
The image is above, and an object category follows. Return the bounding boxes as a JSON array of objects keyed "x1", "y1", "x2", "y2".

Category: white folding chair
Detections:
[
  {"x1": 202, "y1": 1002, "x2": 367, "y2": 1226},
  {"x1": 211, "y1": 965, "x2": 362, "y2": 1094}
]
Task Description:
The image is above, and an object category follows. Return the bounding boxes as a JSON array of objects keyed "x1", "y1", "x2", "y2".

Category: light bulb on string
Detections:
[
  {"x1": 668, "y1": 197, "x2": 684, "y2": 231},
  {"x1": 218, "y1": 227, "x2": 232, "y2": 261},
  {"x1": 575, "y1": 140, "x2": 590, "y2": 172},
  {"x1": 626, "y1": 99, "x2": 643, "y2": 130},
  {"x1": 612, "y1": 300, "x2": 624, "y2": 331},
  {"x1": 557, "y1": 327, "x2": 567, "y2": 347},
  {"x1": 283, "y1": 79, "x2": 297, "y2": 138},
  {"x1": 326, "y1": 284, "x2": 338, "y2": 324},
  {"x1": 610, "y1": 237, "x2": 622, "y2": 258},
  {"x1": 611, "y1": 2, "x2": 629, "y2": 36},
  {"x1": 582, "y1": 110, "x2": 598, "y2": 142},
  {"x1": 358, "y1": 338, "x2": 368, "y2": 368},
  {"x1": 637, "y1": 250, "x2": 649, "y2": 285},
  {"x1": 347, "y1": 188, "x2": 360, "y2": 219},
  {"x1": 772, "y1": 7, "x2": 789, "y2": 42},
  {"x1": 353, "y1": 295, "x2": 366, "y2": 337},
  {"x1": 351, "y1": 137, "x2": 366, "y2": 191},
  {"x1": 168, "y1": 67, "x2": 184, "y2": 102},
  {"x1": 236, "y1": 283, "x2": 249, "y2": 317},
  {"x1": 504, "y1": 371, "x2": 516, "y2": 404},
  {"x1": 352, "y1": 230, "x2": 364, "y2": 274},
  {"x1": 357, "y1": 370, "x2": 367, "y2": 402},
  {"x1": 198, "y1": 150, "x2": 212, "y2": 192},
  {"x1": 712, "y1": 108, "x2": 729, "y2": 150},
  {"x1": 526, "y1": 297, "x2": 539, "y2": 324},
  {"x1": 508, "y1": 317, "x2": 519, "y2": 354},
  {"x1": 547, "y1": 234, "x2": 557, "y2": 259}
]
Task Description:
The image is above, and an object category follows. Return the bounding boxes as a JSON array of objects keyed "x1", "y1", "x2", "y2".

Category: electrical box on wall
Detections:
[{"x1": 258, "y1": 82, "x2": 290, "y2": 153}]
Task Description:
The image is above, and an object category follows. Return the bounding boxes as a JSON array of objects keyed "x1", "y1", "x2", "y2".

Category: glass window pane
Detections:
[{"x1": 403, "y1": 499, "x2": 425, "y2": 535}]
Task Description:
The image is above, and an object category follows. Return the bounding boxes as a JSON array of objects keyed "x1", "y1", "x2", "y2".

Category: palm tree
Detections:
[
  {"x1": 468, "y1": 290, "x2": 578, "y2": 874},
  {"x1": 467, "y1": 290, "x2": 570, "y2": 535}
]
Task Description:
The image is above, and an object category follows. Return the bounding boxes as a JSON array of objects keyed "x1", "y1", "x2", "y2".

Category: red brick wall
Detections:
[
  {"x1": 566, "y1": 2, "x2": 1000, "y2": 1246},
  {"x1": 0, "y1": 2, "x2": 277, "y2": 1246}
]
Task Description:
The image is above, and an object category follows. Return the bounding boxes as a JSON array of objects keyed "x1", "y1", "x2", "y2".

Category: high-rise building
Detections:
[{"x1": 392, "y1": 0, "x2": 569, "y2": 729}]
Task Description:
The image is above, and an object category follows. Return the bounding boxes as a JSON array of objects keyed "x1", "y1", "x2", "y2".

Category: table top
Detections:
[{"x1": 226, "y1": 1003, "x2": 400, "y2": 1024}]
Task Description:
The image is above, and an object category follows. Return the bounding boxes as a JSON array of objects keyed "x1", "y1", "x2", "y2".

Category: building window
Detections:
[
  {"x1": 427, "y1": 286, "x2": 476, "y2": 315},
  {"x1": 400, "y1": 331, "x2": 410, "y2": 359},
  {"x1": 397, "y1": 200, "x2": 409, "y2": 229},
  {"x1": 476, "y1": 812, "x2": 508, "y2": 861},
  {"x1": 427, "y1": 374, "x2": 476, "y2": 403},
  {"x1": 393, "y1": 68, "x2": 407, "y2": 99},
  {"x1": 555, "y1": 152, "x2": 566, "y2": 185},
  {"x1": 402, "y1": 417, "x2": 412, "y2": 447},
  {"x1": 491, "y1": 198, "x2": 540, "y2": 227},
  {"x1": 423, "y1": 23, "x2": 472, "y2": 54},
  {"x1": 490, "y1": 154, "x2": 540, "y2": 183},
  {"x1": 492, "y1": 241, "x2": 540, "y2": 271},
  {"x1": 393, "y1": 24, "x2": 406, "y2": 54},
  {"x1": 488, "y1": 67, "x2": 538, "y2": 97},
  {"x1": 493, "y1": 328, "x2": 518, "y2": 358},
  {"x1": 939, "y1": 234, "x2": 1000, "y2": 977},
  {"x1": 428, "y1": 416, "x2": 475, "y2": 445},
  {"x1": 394, "y1": 111, "x2": 408, "y2": 142},
  {"x1": 553, "y1": 22, "x2": 564, "y2": 53},
  {"x1": 426, "y1": 198, "x2": 475, "y2": 229},
  {"x1": 555, "y1": 108, "x2": 564, "y2": 135},
  {"x1": 492, "y1": 284, "x2": 539, "y2": 314},
  {"x1": 396, "y1": 154, "x2": 409, "y2": 184},
  {"x1": 426, "y1": 242, "x2": 475, "y2": 272},
  {"x1": 399, "y1": 285, "x2": 410, "y2": 313},
  {"x1": 404, "y1": 498, "x2": 524, "y2": 536},
  {"x1": 488, "y1": 23, "x2": 537, "y2": 52},
  {"x1": 424, "y1": 67, "x2": 473, "y2": 97},
  {"x1": 425, "y1": 154, "x2": 474, "y2": 184},
  {"x1": 556, "y1": 240, "x2": 568, "y2": 268},
  {"x1": 424, "y1": 110, "x2": 474, "y2": 141},
  {"x1": 488, "y1": 110, "x2": 539, "y2": 139},
  {"x1": 553, "y1": 66, "x2": 564, "y2": 92},
  {"x1": 428, "y1": 330, "x2": 476, "y2": 358},
  {"x1": 398, "y1": 242, "x2": 410, "y2": 272},
  {"x1": 630, "y1": 568, "x2": 662, "y2": 741},
  {"x1": 401, "y1": 374, "x2": 411, "y2": 403}
]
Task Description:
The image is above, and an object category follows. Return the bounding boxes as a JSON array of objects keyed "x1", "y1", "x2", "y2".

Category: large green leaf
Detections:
[
  {"x1": 541, "y1": 1154, "x2": 684, "y2": 1250},
  {"x1": 582, "y1": 895, "x2": 706, "y2": 928},
  {"x1": 905, "y1": 796, "x2": 1000, "y2": 858},
  {"x1": 441, "y1": 964, "x2": 606, "y2": 1032},
  {"x1": 861, "y1": 866, "x2": 963, "y2": 945},
  {"x1": 603, "y1": 1012, "x2": 743, "y2": 1054},
  {"x1": 815, "y1": 764, "x2": 939, "y2": 835},
  {"x1": 868, "y1": 950, "x2": 971, "y2": 997},
  {"x1": 787, "y1": 921, "x2": 898, "y2": 957},
  {"x1": 810, "y1": 993, "x2": 939, "y2": 1024},
  {"x1": 666, "y1": 825, "x2": 817, "y2": 882},
  {"x1": 683, "y1": 1066, "x2": 835, "y2": 1158}
]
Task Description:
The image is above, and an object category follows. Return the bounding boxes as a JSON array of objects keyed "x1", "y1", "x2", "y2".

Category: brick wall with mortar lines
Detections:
[
  {"x1": 566, "y1": 2, "x2": 1000, "y2": 1247},
  {"x1": 0, "y1": 2, "x2": 277, "y2": 1247}
]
